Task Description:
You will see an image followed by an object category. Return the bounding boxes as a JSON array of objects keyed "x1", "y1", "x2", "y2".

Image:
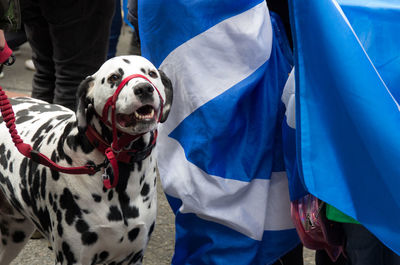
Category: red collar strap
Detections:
[{"x1": 85, "y1": 125, "x2": 158, "y2": 164}]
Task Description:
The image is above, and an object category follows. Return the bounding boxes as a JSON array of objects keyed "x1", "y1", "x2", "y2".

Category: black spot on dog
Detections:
[
  {"x1": 8, "y1": 162, "x2": 13, "y2": 173},
  {"x1": 130, "y1": 250, "x2": 144, "y2": 264},
  {"x1": 21, "y1": 188, "x2": 31, "y2": 206},
  {"x1": 56, "y1": 251, "x2": 64, "y2": 264},
  {"x1": 140, "y1": 68, "x2": 146, "y2": 74},
  {"x1": 57, "y1": 210, "x2": 62, "y2": 222},
  {"x1": 40, "y1": 170, "x2": 47, "y2": 199},
  {"x1": 56, "y1": 122, "x2": 74, "y2": 165},
  {"x1": 92, "y1": 194, "x2": 101, "y2": 202},
  {"x1": 128, "y1": 227, "x2": 140, "y2": 242},
  {"x1": 16, "y1": 109, "x2": 29, "y2": 117},
  {"x1": 51, "y1": 169, "x2": 60, "y2": 181},
  {"x1": 62, "y1": 241, "x2": 76, "y2": 264},
  {"x1": 91, "y1": 253, "x2": 98, "y2": 265},
  {"x1": 50, "y1": 152, "x2": 60, "y2": 181},
  {"x1": 139, "y1": 174, "x2": 145, "y2": 185},
  {"x1": 108, "y1": 206, "x2": 123, "y2": 221},
  {"x1": 101, "y1": 77, "x2": 105, "y2": 84},
  {"x1": 108, "y1": 190, "x2": 114, "y2": 201},
  {"x1": 123, "y1": 58, "x2": 130, "y2": 64},
  {"x1": 31, "y1": 120, "x2": 53, "y2": 143},
  {"x1": 6, "y1": 150, "x2": 10, "y2": 160},
  {"x1": 140, "y1": 183, "x2": 150, "y2": 197},
  {"x1": 66, "y1": 131, "x2": 95, "y2": 154},
  {"x1": 52, "y1": 198, "x2": 59, "y2": 214},
  {"x1": 47, "y1": 133, "x2": 56, "y2": 145},
  {"x1": 148, "y1": 221, "x2": 155, "y2": 237},
  {"x1": 49, "y1": 193, "x2": 54, "y2": 206},
  {"x1": 82, "y1": 231, "x2": 98, "y2": 245},
  {"x1": 0, "y1": 144, "x2": 8, "y2": 169},
  {"x1": 118, "y1": 68, "x2": 124, "y2": 76},
  {"x1": 56, "y1": 114, "x2": 73, "y2": 121},
  {"x1": 15, "y1": 115, "x2": 34, "y2": 124},
  {"x1": 99, "y1": 251, "x2": 109, "y2": 262},
  {"x1": 124, "y1": 206, "x2": 139, "y2": 220},
  {"x1": 59, "y1": 188, "x2": 82, "y2": 225},
  {"x1": 76, "y1": 219, "x2": 89, "y2": 233},
  {"x1": 12, "y1": 231, "x2": 26, "y2": 243},
  {"x1": 57, "y1": 223, "x2": 63, "y2": 237}
]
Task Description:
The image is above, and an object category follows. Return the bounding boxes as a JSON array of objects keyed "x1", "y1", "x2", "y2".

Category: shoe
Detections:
[{"x1": 25, "y1": 59, "x2": 35, "y2": 71}]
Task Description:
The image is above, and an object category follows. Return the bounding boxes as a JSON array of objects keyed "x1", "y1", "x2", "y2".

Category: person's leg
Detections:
[
  {"x1": 20, "y1": 0, "x2": 56, "y2": 104},
  {"x1": 107, "y1": 0, "x2": 122, "y2": 60},
  {"x1": 315, "y1": 249, "x2": 348, "y2": 265},
  {"x1": 41, "y1": 0, "x2": 115, "y2": 110},
  {"x1": 272, "y1": 243, "x2": 304, "y2": 265},
  {"x1": 342, "y1": 223, "x2": 383, "y2": 265}
]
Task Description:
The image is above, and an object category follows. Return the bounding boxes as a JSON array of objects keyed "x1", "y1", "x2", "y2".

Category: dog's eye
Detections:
[
  {"x1": 148, "y1": 70, "x2": 158, "y2": 78},
  {"x1": 107, "y1": 73, "x2": 121, "y2": 83}
]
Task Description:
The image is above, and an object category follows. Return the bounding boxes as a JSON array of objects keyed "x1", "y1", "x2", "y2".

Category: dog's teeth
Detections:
[{"x1": 134, "y1": 108, "x2": 155, "y2": 120}]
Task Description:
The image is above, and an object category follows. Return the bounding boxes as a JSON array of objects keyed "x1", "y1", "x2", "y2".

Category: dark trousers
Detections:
[
  {"x1": 315, "y1": 249, "x2": 347, "y2": 265},
  {"x1": 107, "y1": 0, "x2": 122, "y2": 60},
  {"x1": 272, "y1": 243, "x2": 304, "y2": 265},
  {"x1": 20, "y1": 0, "x2": 115, "y2": 110},
  {"x1": 343, "y1": 223, "x2": 400, "y2": 265}
]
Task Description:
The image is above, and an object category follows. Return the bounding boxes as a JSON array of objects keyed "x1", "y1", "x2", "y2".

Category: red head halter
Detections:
[{"x1": 99, "y1": 74, "x2": 164, "y2": 188}]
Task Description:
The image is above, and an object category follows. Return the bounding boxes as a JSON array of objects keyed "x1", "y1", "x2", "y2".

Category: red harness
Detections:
[{"x1": 0, "y1": 74, "x2": 164, "y2": 189}]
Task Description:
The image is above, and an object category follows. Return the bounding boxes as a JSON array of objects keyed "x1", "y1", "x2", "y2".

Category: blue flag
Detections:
[
  {"x1": 139, "y1": 0, "x2": 299, "y2": 264},
  {"x1": 289, "y1": 0, "x2": 400, "y2": 254}
]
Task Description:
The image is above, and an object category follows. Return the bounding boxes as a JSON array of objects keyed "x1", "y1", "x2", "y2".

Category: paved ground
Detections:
[{"x1": 1, "y1": 26, "x2": 316, "y2": 265}]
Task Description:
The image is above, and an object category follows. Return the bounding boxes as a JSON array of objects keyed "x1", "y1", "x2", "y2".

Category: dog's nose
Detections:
[{"x1": 134, "y1": 83, "x2": 154, "y2": 97}]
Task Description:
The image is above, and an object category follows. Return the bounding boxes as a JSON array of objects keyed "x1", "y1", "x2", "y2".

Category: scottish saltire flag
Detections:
[
  {"x1": 138, "y1": 1, "x2": 299, "y2": 264},
  {"x1": 281, "y1": 69, "x2": 307, "y2": 202},
  {"x1": 289, "y1": 0, "x2": 400, "y2": 254}
]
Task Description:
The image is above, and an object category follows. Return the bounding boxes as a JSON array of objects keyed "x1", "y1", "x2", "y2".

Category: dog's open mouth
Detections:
[{"x1": 116, "y1": 105, "x2": 156, "y2": 127}]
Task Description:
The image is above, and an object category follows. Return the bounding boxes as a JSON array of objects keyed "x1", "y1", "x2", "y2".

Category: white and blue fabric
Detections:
[
  {"x1": 289, "y1": 0, "x2": 400, "y2": 255},
  {"x1": 281, "y1": 69, "x2": 307, "y2": 202},
  {"x1": 138, "y1": 0, "x2": 299, "y2": 264}
]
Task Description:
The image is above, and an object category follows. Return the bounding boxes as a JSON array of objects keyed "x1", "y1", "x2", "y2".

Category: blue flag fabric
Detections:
[
  {"x1": 289, "y1": 0, "x2": 400, "y2": 254},
  {"x1": 139, "y1": 1, "x2": 299, "y2": 264}
]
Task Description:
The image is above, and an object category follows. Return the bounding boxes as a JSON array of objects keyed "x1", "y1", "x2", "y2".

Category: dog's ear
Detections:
[
  {"x1": 76, "y1": 76, "x2": 94, "y2": 132},
  {"x1": 158, "y1": 69, "x2": 173, "y2": 123}
]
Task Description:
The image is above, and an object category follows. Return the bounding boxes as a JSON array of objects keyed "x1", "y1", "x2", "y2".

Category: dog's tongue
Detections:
[{"x1": 117, "y1": 114, "x2": 134, "y2": 127}]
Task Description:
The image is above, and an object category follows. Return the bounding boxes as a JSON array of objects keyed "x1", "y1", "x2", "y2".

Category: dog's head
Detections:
[{"x1": 76, "y1": 55, "x2": 173, "y2": 135}]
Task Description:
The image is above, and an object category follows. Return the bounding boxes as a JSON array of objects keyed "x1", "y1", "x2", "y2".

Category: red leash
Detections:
[{"x1": 0, "y1": 87, "x2": 98, "y2": 175}]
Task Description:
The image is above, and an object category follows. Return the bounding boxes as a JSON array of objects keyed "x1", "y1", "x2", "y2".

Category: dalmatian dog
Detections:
[{"x1": 0, "y1": 55, "x2": 173, "y2": 264}]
